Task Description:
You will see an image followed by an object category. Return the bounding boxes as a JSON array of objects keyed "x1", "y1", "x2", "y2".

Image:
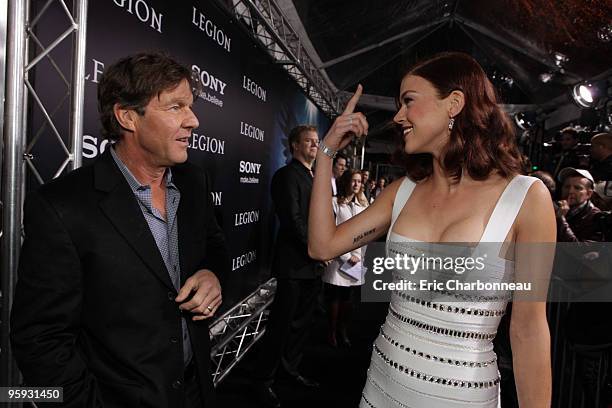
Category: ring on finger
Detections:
[{"x1": 206, "y1": 305, "x2": 213, "y2": 312}]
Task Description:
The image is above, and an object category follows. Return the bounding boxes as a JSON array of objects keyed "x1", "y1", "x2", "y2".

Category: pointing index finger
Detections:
[{"x1": 342, "y1": 84, "x2": 363, "y2": 115}]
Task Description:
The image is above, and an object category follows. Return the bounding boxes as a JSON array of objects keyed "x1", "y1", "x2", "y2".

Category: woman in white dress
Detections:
[
  {"x1": 324, "y1": 169, "x2": 369, "y2": 347},
  {"x1": 309, "y1": 52, "x2": 555, "y2": 407}
]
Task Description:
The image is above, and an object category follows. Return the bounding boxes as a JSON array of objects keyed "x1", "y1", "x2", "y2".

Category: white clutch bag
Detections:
[{"x1": 339, "y1": 260, "x2": 364, "y2": 281}]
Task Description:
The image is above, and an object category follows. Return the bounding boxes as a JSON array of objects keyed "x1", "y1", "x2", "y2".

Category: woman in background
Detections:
[{"x1": 323, "y1": 169, "x2": 369, "y2": 347}]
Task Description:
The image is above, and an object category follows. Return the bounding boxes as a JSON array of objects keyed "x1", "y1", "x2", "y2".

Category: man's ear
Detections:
[
  {"x1": 113, "y1": 103, "x2": 138, "y2": 133},
  {"x1": 448, "y1": 90, "x2": 465, "y2": 118}
]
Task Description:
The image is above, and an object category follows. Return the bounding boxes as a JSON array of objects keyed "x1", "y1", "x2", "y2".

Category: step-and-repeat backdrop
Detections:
[{"x1": 29, "y1": 0, "x2": 331, "y2": 310}]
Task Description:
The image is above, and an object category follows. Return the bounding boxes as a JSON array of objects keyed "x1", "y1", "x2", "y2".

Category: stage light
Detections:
[
  {"x1": 571, "y1": 81, "x2": 606, "y2": 108},
  {"x1": 514, "y1": 112, "x2": 537, "y2": 130},
  {"x1": 554, "y1": 52, "x2": 569, "y2": 68},
  {"x1": 491, "y1": 70, "x2": 514, "y2": 87},
  {"x1": 597, "y1": 23, "x2": 612, "y2": 43},
  {"x1": 539, "y1": 73, "x2": 553, "y2": 83}
]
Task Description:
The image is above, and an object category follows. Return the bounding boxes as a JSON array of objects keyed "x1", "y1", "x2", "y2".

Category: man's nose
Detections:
[{"x1": 184, "y1": 108, "x2": 199, "y2": 129}]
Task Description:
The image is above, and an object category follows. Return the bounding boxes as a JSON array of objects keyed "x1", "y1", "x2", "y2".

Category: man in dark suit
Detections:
[
  {"x1": 10, "y1": 53, "x2": 229, "y2": 407},
  {"x1": 253, "y1": 125, "x2": 322, "y2": 408}
]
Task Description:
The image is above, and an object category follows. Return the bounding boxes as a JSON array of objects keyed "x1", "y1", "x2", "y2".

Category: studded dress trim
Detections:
[
  {"x1": 364, "y1": 372, "x2": 413, "y2": 408},
  {"x1": 393, "y1": 290, "x2": 506, "y2": 317},
  {"x1": 380, "y1": 328, "x2": 497, "y2": 368},
  {"x1": 429, "y1": 287, "x2": 512, "y2": 302},
  {"x1": 361, "y1": 394, "x2": 376, "y2": 407},
  {"x1": 374, "y1": 344, "x2": 501, "y2": 389},
  {"x1": 389, "y1": 307, "x2": 497, "y2": 341}
]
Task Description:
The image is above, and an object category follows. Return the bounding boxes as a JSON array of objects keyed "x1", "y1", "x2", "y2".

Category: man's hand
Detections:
[
  {"x1": 556, "y1": 200, "x2": 570, "y2": 217},
  {"x1": 176, "y1": 269, "x2": 222, "y2": 321},
  {"x1": 348, "y1": 255, "x2": 360, "y2": 266}
]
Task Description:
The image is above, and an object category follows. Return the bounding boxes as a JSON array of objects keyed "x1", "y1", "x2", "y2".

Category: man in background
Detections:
[
  {"x1": 373, "y1": 176, "x2": 387, "y2": 200},
  {"x1": 552, "y1": 127, "x2": 582, "y2": 179},
  {"x1": 556, "y1": 168, "x2": 602, "y2": 242},
  {"x1": 590, "y1": 132, "x2": 612, "y2": 182},
  {"x1": 253, "y1": 125, "x2": 323, "y2": 408}
]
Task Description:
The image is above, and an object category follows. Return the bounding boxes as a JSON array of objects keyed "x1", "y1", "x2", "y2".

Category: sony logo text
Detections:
[
  {"x1": 192, "y1": 65, "x2": 227, "y2": 107},
  {"x1": 82, "y1": 135, "x2": 110, "y2": 159},
  {"x1": 239, "y1": 161, "x2": 261, "y2": 174}
]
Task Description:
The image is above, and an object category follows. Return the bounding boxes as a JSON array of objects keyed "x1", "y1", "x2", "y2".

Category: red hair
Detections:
[{"x1": 392, "y1": 52, "x2": 523, "y2": 182}]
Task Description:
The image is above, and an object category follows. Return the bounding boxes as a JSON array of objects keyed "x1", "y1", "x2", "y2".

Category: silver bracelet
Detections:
[{"x1": 319, "y1": 141, "x2": 338, "y2": 159}]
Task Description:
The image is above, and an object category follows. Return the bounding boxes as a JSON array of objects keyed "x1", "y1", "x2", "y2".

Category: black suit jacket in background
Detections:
[
  {"x1": 270, "y1": 159, "x2": 321, "y2": 279},
  {"x1": 10, "y1": 150, "x2": 230, "y2": 408}
]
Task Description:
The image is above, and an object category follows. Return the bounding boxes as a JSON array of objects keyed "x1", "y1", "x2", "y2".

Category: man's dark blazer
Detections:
[
  {"x1": 10, "y1": 150, "x2": 229, "y2": 407},
  {"x1": 270, "y1": 159, "x2": 321, "y2": 279}
]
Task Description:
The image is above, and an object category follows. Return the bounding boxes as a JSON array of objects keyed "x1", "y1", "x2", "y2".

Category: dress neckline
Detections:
[{"x1": 390, "y1": 175, "x2": 521, "y2": 245}]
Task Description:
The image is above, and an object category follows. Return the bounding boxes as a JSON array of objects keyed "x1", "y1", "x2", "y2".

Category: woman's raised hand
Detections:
[{"x1": 322, "y1": 85, "x2": 368, "y2": 151}]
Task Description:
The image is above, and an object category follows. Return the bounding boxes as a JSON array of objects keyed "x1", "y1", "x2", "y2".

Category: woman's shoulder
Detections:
[
  {"x1": 387, "y1": 175, "x2": 412, "y2": 192},
  {"x1": 514, "y1": 176, "x2": 556, "y2": 241},
  {"x1": 476, "y1": 172, "x2": 535, "y2": 191},
  {"x1": 502, "y1": 174, "x2": 546, "y2": 197},
  {"x1": 371, "y1": 177, "x2": 405, "y2": 204},
  {"x1": 518, "y1": 176, "x2": 552, "y2": 210}
]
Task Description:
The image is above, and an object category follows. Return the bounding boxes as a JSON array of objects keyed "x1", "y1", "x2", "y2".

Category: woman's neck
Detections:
[{"x1": 339, "y1": 192, "x2": 355, "y2": 204}]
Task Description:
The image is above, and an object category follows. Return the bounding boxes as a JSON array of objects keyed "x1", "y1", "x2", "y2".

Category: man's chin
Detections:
[{"x1": 169, "y1": 152, "x2": 189, "y2": 166}]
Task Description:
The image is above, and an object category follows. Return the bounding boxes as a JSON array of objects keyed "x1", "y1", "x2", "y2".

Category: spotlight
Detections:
[
  {"x1": 491, "y1": 70, "x2": 514, "y2": 87},
  {"x1": 539, "y1": 73, "x2": 553, "y2": 83},
  {"x1": 597, "y1": 23, "x2": 612, "y2": 43},
  {"x1": 571, "y1": 80, "x2": 606, "y2": 108},
  {"x1": 554, "y1": 52, "x2": 569, "y2": 68},
  {"x1": 514, "y1": 112, "x2": 537, "y2": 130}
]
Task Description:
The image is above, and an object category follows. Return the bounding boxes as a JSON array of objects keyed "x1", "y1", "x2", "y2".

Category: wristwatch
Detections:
[{"x1": 319, "y1": 141, "x2": 337, "y2": 159}]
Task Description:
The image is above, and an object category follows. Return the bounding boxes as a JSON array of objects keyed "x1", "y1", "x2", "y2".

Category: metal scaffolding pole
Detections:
[
  {"x1": 1, "y1": 0, "x2": 88, "y2": 391},
  {"x1": 69, "y1": 0, "x2": 88, "y2": 170},
  {"x1": 209, "y1": 278, "x2": 276, "y2": 385},
  {"x1": 231, "y1": 0, "x2": 340, "y2": 116},
  {"x1": 1, "y1": 0, "x2": 26, "y2": 389}
]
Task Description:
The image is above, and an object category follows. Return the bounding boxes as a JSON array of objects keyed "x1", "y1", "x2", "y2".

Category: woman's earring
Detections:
[{"x1": 448, "y1": 117, "x2": 455, "y2": 131}]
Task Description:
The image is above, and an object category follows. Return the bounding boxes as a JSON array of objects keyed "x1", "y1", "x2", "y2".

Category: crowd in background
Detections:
[
  {"x1": 527, "y1": 130, "x2": 612, "y2": 408},
  {"x1": 531, "y1": 130, "x2": 612, "y2": 240}
]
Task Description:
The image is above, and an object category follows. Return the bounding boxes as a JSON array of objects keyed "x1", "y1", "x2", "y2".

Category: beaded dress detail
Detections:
[{"x1": 360, "y1": 175, "x2": 538, "y2": 408}]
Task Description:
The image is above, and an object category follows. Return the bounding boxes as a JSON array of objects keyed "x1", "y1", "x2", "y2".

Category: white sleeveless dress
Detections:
[{"x1": 360, "y1": 175, "x2": 539, "y2": 408}]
